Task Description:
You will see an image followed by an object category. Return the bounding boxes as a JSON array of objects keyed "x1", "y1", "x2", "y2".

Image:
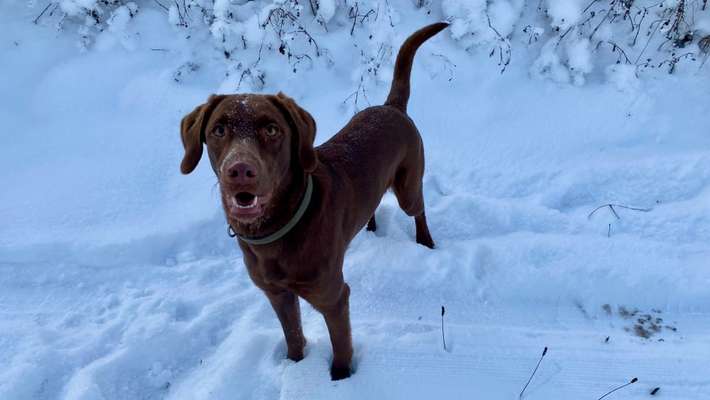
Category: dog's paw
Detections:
[
  {"x1": 416, "y1": 235, "x2": 435, "y2": 249},
  {"x1": 287, "y1": 351, "x2": 304, "y2": 362},
  {"x1": 366, "y1": 216, "x2": 377, "y2": 232},
  {"x1": 330, "y1": 365, "x2": 351, "y2": 381},
  {"x1": 287, "y1": 345, "x2": 305, "y2": 362},
  {"x1": 286, "y1": 337, "x2": 306, "y2": 362}
]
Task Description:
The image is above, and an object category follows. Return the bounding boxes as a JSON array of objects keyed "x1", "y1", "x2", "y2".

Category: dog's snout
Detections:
[{"x1": 226, "y1": 162, "x2": 257, "y2": 183}]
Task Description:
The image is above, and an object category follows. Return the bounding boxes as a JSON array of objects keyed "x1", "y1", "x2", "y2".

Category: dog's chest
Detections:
[
  {"x1": 246, "y1": 256, "x2": 311, "y2": 290},
  {"x1": 259, "y1": 259, "x2": 288, "y2": 286}
]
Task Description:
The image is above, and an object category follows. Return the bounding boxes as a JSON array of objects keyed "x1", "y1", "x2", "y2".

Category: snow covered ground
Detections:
[{"x1": 2, "y1": 1, "x2": 710, "y2": 399}]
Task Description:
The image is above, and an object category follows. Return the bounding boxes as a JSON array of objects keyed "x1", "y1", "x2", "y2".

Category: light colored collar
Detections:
[{"x1": 230, "y1": 175, "x2": 314, "y2": 246}]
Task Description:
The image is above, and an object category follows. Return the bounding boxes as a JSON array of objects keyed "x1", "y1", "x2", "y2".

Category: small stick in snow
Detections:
[
  {"x1": 441, "y1": 306, "x2": 447, "y2": 351},
  {"x1": 650, "y1": 387, "x2": 660, "y2": 395},
  {"x1": 485, "y1": 12, "x2": 511, "y2": 73},
  {"x1": 33, "y1": 2, "x2": 55, "y2": 25},
  {"x1": 596, "y1": 377, "x2": 638, "y2": 400},
  {"x1": 519, "y1": 347, "x2": 548, "y2": 399},
  {"x1": 587, "y1": 203, "x2": 652, "y2": 220},
  {"x1": 153, "y1": 0, "x2": 169, "y2": 12}
]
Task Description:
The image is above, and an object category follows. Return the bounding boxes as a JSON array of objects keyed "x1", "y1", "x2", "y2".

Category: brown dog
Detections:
[{"x1": 179, "y1": 22, "x2": 448, "y2": 380}]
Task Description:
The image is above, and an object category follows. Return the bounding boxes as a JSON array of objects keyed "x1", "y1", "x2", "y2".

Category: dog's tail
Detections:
[{"x1": 384, "y1": 22, "x2": 449, "y2": 113}]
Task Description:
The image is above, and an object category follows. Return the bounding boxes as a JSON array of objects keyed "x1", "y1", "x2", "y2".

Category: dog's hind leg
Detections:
[
  {"x1": 414, "y1": 210, "x2": 434, "y2": 249},
  {"x1": 393, "y1": 163, "x2": 434, "y2": 249}
]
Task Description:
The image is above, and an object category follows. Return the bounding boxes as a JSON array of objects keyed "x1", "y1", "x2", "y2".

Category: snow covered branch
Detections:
[{"x1": 30, "y1": 0, "x2": 710, "y2": 93}]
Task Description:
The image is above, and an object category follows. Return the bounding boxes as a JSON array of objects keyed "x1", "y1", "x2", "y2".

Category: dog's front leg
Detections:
[
  {"x1": 265, "y1": 289, "x2": 306, "y2": 361},
  {"x1": 316, "y1": 282, "x2": 353, "y2": 380}
]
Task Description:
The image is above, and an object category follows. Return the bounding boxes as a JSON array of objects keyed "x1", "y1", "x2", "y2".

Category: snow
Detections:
[
  {"x1": 566, "y1": 37, "x2": 592, "y2": 85},
  {"x1": 545, "y1": 0, "x2": 583, "y2": 30},
  {"x1": 2, "y1": 1, "x2": 710, "y2": 399},
  {"x1": 316, "y1": 0, "x2": 336, "y2": 24},
  {"x1": 605, "y1": 64, "x2": 641, "y2": 92},
  {"x1": 531, "y1": 38, "x2": 571, "y2": 83},
  {"x1": 442, "y1": 0, "x2": 523, "y2": 46},
  {"x1": 698, "y1": 16, "x2": 710, "y2": 34},
  {"x1": 59, "y1": 0, "x2": 98, "y2": 17}
]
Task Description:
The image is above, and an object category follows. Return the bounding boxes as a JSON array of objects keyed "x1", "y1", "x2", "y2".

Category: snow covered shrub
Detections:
[
  {"x1": 210, "y1": 0, "x2": 333, "y2": 91},
  {"x1": 531, "y1": 0, "x2": 710, "y2": 83},
  {"x1": 197, "y1": 0, "x2": 407, "y2": 106},
  {"x1": 341, "y1": 0, "x2": 399, "y2": 111},
  {"x1": 52, "y1": 0, "x2": 139, "y2": 48},
  {"x1": 29, "y1": 0, "x2": 710, "y2": 92},
  {"x1": 442, "y1": 0, "x2": 524, "y2": 72},
  {"x1": 440, "y1": 0, "x2": 709, "y2": 81}
]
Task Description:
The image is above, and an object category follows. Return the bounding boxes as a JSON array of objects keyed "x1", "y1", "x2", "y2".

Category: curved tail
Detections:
[{"x1": 384, "y1": 22, "x2": 449, "y2": 113}]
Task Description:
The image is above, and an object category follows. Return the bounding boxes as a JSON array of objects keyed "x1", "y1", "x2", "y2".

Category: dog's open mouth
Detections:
[
  {"x1": 227, "y1": 191, "x2": 269, "y2": 221},
  {"x1": 235, "y1": 192, "x2": 257, "y2": 209}
]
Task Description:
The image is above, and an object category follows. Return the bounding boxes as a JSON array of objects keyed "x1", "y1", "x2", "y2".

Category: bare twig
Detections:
[
  {"x1": 263, "y1": 5, "x2": 322, "y2": 56},
  {"x1": 33, "y1": 2, "x2": 55, "y2": 25},
  {"x1": 349, "y1": 3, "x2": 358, "y2": 35},
  {"x1": 554, "y1": 26, "x2": 574, "y2": 49},
  {"x1": 172, "y1": 0, "x2": 188, "y2": 27},
  {"x1": 582, "y1": 0, "x2": 602, "y2": 14},
  {"x1": 441, "y1": 306, "x2": 447, "y2": 351},
  {"x1": 634, "y1": 17, "x2": 662, "y2": 64},
  {"x1": 431, "y1": 53, "x2": 456, "y2": 81},
  {"x1": 589, "y1": 2, "x2": 616, "y2": 40},
  {"x1": 519, "y1": 347, "x2": 548, "y2": 399},
  {"x1": 599, "y1": 41, "x2": 633, "y2": 64},
  {"x1": 383, "y1": 0, "x2": 395, "y2": 27},
  {"x1": 658, "y1": 51, "x2": 695, "y2": 73},
  {"x1": 597, "y1": 378, "x2": 638, "y2": 400},
  {"x1": 237, "y1": 37, "x2": 266, "y2": 90},
  {"x1": 666, "y1": 0, "x2": 686, "y2": 42},
  {"x1": 348, "y1": 3, "x2": 376, "y2": 36},
  {"x1": 486, "y1": 11, "x2": 511, "y2": 73},
  {"x1": 631, "y1": 8, "x2": 647, "y2": 47},
  {"x1": 342, "y1": 75, "x2": 370, "y2": 111},
  {"x1": 153, "y1": 0, "x2": 169, "y2": 12},
  {"x1": 588, "y1": 204, "x2": 652, "y2": 220}
]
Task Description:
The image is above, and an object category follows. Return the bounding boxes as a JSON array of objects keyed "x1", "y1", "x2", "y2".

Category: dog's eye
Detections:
[
  {"x1": 213, "y1": 125, "x2": 225, "y2": 137},
  {"x1": 264, "y1": 124, "x2": 280, "y2": 137}
]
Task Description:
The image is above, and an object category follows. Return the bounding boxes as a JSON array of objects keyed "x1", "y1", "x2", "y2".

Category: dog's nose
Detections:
[{"x1": 226, "y1": 162, "x2": 257, "y2": 184}]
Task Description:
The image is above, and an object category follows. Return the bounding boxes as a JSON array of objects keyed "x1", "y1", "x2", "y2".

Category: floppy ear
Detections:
[
  {"x1": 269, "y1": 92, "x2": 318, "y2": 173},
  {"x1": 180, "y1": 95, "x2": 226, "y2": 174}
]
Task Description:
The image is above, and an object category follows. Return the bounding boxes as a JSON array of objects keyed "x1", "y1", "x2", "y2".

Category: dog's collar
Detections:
[{"x1": 229, "y1": 174, "x2": 314, "y2": 246}]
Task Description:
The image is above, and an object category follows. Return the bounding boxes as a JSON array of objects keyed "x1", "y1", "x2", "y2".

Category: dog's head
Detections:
[{"x1": 180, "y1": 93, "x2": 316, "y2": 234}]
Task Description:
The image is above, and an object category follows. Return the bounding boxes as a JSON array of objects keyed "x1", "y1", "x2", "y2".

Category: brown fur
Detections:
[{"x1": 180, "y1": 23, "x2": 448, "y2": 380}]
